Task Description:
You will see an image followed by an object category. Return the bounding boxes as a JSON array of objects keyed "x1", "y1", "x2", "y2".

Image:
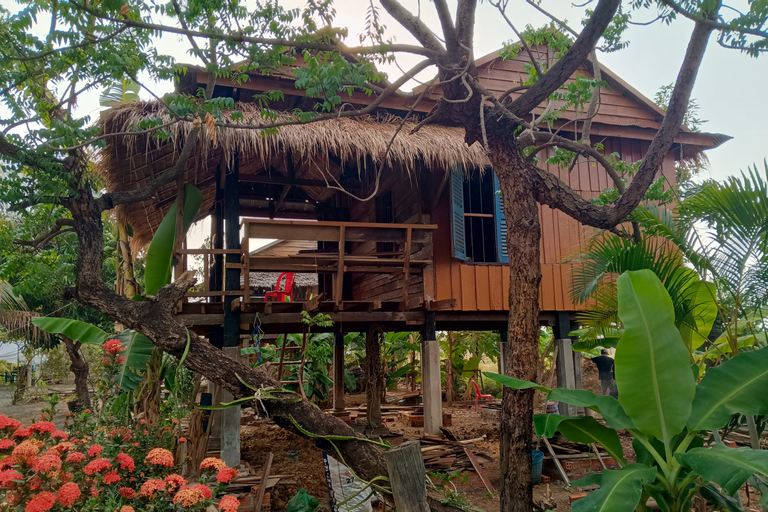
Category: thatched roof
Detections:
[{"x1": 97, "y1": 101, "x2": 488, "y2": 246}]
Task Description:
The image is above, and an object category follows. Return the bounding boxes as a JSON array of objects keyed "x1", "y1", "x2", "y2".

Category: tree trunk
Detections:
[
  {"x1": 446, "y1": 332, "x2": 454, "y2": 407},
  {"x1": 135, "y1": 347, "x2": 162, "y2": 426},
  {"x1": 365, "y1": 326, "x2": 383, "y2": 427},
  {"x1": 493, "y1": 142, "x2": 543, "y2": 512},
  {"x1": 61, "y1": 334, "x2": 91, "y2": 410}
]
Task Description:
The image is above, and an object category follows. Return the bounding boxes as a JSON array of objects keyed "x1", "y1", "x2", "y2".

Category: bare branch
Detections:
[
  {"x1": 51, "y1": 119, "x2": 183, "y2": 152},
  {"x1": 4, "y1": 25, "x2": 129, "y2": 62},
  {"x1": 507, "y1": 0, "x2": 620, "y2": 117},
  {"x1": 379, "y1": 0, "x2": 446, "y2": 54},
  {"x1": 491, "y1": 1, "x2": 545, "y2": 79},
  {"x1": 170, "y1": 0, "x2": 210, "y2": 66},
  {"x1": 659, "y1": 0, "x2": 768, "y2": 39}
]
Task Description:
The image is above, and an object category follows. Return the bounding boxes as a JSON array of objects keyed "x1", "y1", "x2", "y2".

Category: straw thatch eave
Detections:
[{"x1": 97, "y1": 101, "x2": 489, "y2": 247}]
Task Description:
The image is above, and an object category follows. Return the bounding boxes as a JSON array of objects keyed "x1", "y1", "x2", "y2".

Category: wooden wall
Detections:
[
  {"x1": 429, "y1": 137, "x2": 678, "y2": 312},
  {"x1": 346, "y1": 169, "x2": 431, "y2": 303}
]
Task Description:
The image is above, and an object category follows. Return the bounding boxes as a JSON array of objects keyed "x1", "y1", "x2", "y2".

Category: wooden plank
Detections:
[
  {"x1": 426, "y1": 298, "x2": 456, "y2": 311},
  {"x1": 489, "y1": 266, "x2": 504, "y2": 310},
  {"x1": 254, "y1": 452, "x2": 273, "y2": 512},
  {"x1": 475, "y1": 265, "x2": 491, "y2": 311},
  {"x1": 242, "y1": 234, "x2": 250, "y2": 305},
  {"x1": 464, "y1": 447, "x2": 494, "y2": 493},
  {"x1": 460, "y1": 265, "x2": 477, "y2": 311},
  {"x1": 368, "y1": 300, "x2": 382, "y2": 311},
  {"x1": 502, "y1": 266, "x2": 510, "y2": 310},
  {"x1": 542, "y1": 437, "x2": 570, "y2": 486},
  {"x1": 303, "y1": 293, "x2": 324, "y2": 312}
]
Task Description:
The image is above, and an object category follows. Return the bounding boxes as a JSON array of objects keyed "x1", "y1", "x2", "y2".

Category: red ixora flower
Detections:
[
  {"x1": 173, "y1": 487, "x2": 207, "y2": 507},
  {"x1": 29, "y1": 422, "x2": 56, "y2": 434},
  {"x1": 103, "y1": 471, "x2": 121, "y2": 485},
  {"x1": 0, "y1": 415, "x2": 21, "y2": 432},
  {"x1": 116, "y1": 355, "x2": 127, "y2": 365},
  {"x1": 56, "y1": 482, "x2": 81, "y2": 507},
  {"x1": 24, "y1": 491, "x2": 56, "y2": 512},
  {"x1": 164, "y1": 473, "x2": 187, "y2": 491},
  {"x1": 145, "y1": 448, "x2": 174, "y2": 467},
  {"x1": 121, "y1": 507, "x2": 136, "y2": 512},
  {"x1": 200, "y1": 457, "x2": 226, "y2": 471},
  {"x1": 119, "y1": 487, "x2": 136, "y2": 499},
  {"x1": 32, "y1": 453, "x2": 62, "y2": 473},
  {"x1": 191, "y1": 484, "x2": 212, "y2": 499},
  {"x1": 103, "y1": 339, "x2": 124, "y2": 355},
  {"x1": 65, "y1": 451, "x2": 85, "y2": 464},
  {"x1": 219, "y1": 495, "x2": 241, "y2": 512},
  {"x1": 216, "y1": 467, "x2": 238, "y2": 483},
  {"x1": 50, "y1": 430, "x2": 68, "y2": 440},
  {"x1": 0, "y1": 439, "x2": 15, "y2": 450},
  {"x1": 0, "y1": 469, "x2": 22, "y2": 488},
  {"x1": 139, "y1": 478, "x2": 165, "y2": 498},
  {"x1": 0, "y1": 456, "x2": 17, "y2": 469},
  {"x1": 12, "y1": 428, "x2": 32, "y2": 439},
  {"x1": 82, "y1": 458, "x2": 112, "y2": 475},
  {"x1": 116, "y1": 453, "x2": 135, "y2": 472},
  {"x1": 12, "y1": 440, "x2": 40, "y2": 462},
  {"x1": 101, "y1": 357, "x2": 111, "y2": 366},
  {"x1": 87, "y1": 445, "x2": 103, "y2": 458}
]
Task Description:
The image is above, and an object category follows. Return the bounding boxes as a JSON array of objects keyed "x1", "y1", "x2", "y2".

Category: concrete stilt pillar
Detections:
[
  {"x1": 421, "y1": 312, "x2": 442, "y2": 435},
  {"x1": 555, "y1": 338, "x2": 576, "y2": 416},
  {"x1": 333, "y1": 330, "x2": 345, "y2": 412},
  {"x1": 220, "y1": 346, "x2": 241, "y2": 468},
  {"x1": 498, "y1": 329, "x2": 508, "y2": 375}
]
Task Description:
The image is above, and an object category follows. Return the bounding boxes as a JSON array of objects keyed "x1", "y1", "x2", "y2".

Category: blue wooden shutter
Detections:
[
  {"x1": 493, "y1": 171, "x2": 509, "y2": 263},
  {"x1": 450, "y1": 166, "x2": 467, "y2": 261}
]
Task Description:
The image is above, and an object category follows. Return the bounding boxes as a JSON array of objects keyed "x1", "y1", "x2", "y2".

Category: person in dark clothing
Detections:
[{"x1": 591, "y1": 349, "x2": 615, "y2": 396}]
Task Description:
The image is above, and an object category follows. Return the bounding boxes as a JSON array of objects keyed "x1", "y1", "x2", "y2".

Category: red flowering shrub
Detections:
[{"x1": 0, "y1": 338, "x2": 240, "y2": 512}]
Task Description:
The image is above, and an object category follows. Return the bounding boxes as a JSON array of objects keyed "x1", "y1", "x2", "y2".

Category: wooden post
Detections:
[
  {"x1": 446, "y1": 332, "x2": 454, "y2": 407},
  {"x1": 421, "y1": 312, "x2": 442, "y2": 435},
  {"x1": 334, "y1": 226, "x2": 346, "y2": 306},
  {"x1": 333, "y1": 329, "x2": 345, "y2": 412},
  {"x1": 242, "y1": 225, "x2": 250, "y2": 305},
  {"x1": 402, "y1": 227, "x2": 412, "y2": 307},
  {"x1": 384, "y1": 441, "x2": 430, "y2": 512},
  {"x1": 555, "y1": 339, "x2": 575, "y2": 417},
  {"x1": 365, "y1": 326, "x2": 382, "y2": 427}
]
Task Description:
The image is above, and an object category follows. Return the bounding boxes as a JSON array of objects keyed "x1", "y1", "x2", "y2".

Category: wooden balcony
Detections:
[{"x1": 175, "y1": 219, "x2": 437, "y2": 315}]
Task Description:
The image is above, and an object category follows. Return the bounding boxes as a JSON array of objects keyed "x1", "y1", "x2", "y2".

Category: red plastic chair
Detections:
[
  {"x1": 471, "y1": 379, "x2": 493, "y2": 412},
  {"x1": 264, "y1": 273, "x2": 294, "y2": 302}
]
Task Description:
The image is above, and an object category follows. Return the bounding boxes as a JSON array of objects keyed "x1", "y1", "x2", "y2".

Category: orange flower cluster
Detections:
[
  {"x1": 218, "y1": 495, "x2": 241, "y2": 512},
  {"x1": 56, "y1": 482, "x2": 81, "y2": 506},
  {"x1": 200, "y1": 457, "x2": 227, "y2": 471},
  {"x1": 145, "y1": 448, "x2": 175, "y2": 467},
  {"x1": 82, "y1": 458, "x2": 112, "y2": 475},
  {"x1": 172, "y1": 486, "x2": 208, "y2": 507}
]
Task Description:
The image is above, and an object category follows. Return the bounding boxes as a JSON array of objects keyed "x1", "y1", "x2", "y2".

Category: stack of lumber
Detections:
[{"x1": 418, "y1": 434, "x2": 490, "y2": 472}]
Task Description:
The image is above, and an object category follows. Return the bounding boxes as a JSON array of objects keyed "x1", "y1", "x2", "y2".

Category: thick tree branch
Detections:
[
  {"x1": 379, "y1": 0, "x2": 446, "y2": 54},
  {"x1": 455, "y1": 0, "x2": 477, "y2": 53},
  {"x1": 433, "y1": 0, "x2": 458, "y2": 55},
  {"x1": 507, "y1": 0, "x2": 620, "y2": 117},
  {"x1": 659, "y1": 0, "x2": 768, "y2": 39},
  {"x1": 97, "y1": 123, "x2": 201, "y2": 211},
  {"x1": 532, "y1": 19, "x2": 716, "y2": 229},
  {"x1": 14, "y1": 218, "x2": 75, "y2": 252}
]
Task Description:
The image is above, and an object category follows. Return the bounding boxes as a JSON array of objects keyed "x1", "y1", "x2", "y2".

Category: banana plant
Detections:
[{"x1": 488, "y1": 270, "x2": 768, "y2": 512}]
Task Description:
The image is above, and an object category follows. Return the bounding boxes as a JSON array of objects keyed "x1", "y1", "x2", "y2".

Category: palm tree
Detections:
[{"x1": 570, "y1": 163, "x2": 768, "y2": 356}]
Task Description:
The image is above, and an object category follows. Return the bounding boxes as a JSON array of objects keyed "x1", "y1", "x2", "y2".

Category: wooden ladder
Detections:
[{"x1": 276, "y1": 340, "x2": 309, "y2": 391}]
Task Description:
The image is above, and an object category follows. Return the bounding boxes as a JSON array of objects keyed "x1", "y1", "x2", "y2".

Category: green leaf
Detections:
[
  {"x1": 144, "y1": 184, "x2": 203, "y2": 296},
  {"x1": 534, "y1": 414, "x2": 625, "y2": 465},
  {"x1": 343, "y1": 370, "x2": 357, "y2": 391},
  {"x1": 548, "y1": 388, "x2": 633, "y2": 430},
  {"x1": 99, "y1": 80, "x2": 140, "y2": 107},
  {"x1": 114, "y1": 330, "x2": 155, "y2": 392},
  {"x1": 678, "y1": 281, "x2": 717, "y2": 352},
  {"x1": 31, "y1": 317, "x2": 108, "y2": 345},
  {"x1": 677, "y1": 445, "x2": 768, "y2": 495},
  {"x1": 699, "y1": 483, "x2": 744, "y2": 512},
  {"x1": 571, "y1": 464, "x2": 657, "y2": 512},
  {"x1": 687, "y1": 347, "x2": 768, "y2": 432},
  {"x1": 484, "y1": 372, "x2": 550, "y2": 392},
  {"x1": 615, "y1": 270, "x2": 695, "y2": 445}
]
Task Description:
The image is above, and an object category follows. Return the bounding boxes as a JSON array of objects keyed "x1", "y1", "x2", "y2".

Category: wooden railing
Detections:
[{"x1": 176, "y1": 219, "x2": 437, "y2": 307}]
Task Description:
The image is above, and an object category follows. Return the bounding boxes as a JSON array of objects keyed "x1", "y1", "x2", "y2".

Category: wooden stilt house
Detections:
[{"x1": 97, "y1": 47, "x2": 728, "y2": 430}]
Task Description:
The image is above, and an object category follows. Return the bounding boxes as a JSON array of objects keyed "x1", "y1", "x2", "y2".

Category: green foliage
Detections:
[
  {"x1": 113, "y1": 330, "x2": 155, "y2": 392},
  {"x1": 489, "y1": 270, "x2": 768, "y2": 512},
  {"x1": 31, "y1": 317, "x2": 109, "y2": 345}
]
